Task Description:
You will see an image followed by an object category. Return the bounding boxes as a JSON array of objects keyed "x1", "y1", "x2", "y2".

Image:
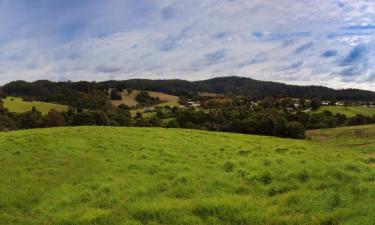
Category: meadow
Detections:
[
  {"x1": 111, "y1": 90, "x2": 180, "y2": 107},
  {"x1": 315, "y1": 106, "x2": 375, "y2": 117},
  {"x1": 0, "y1": 126, "x2": 374, "y2": 225},
  {"x1": 307, "y1": 125, "x2": 375, "y2": 153},
  {"x1": 3, "y1": 97, "x2": 68, "y2": 115},
  {"x1": 111, "y1": 90, "x2": 180, "y2": 117}
]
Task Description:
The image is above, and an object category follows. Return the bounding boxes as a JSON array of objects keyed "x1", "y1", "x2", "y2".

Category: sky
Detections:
[{"x1": 0, "y1": 0, "x2": 375, "y2": 90}]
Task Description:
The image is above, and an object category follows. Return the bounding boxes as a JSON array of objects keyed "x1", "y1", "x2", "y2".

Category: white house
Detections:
[
  {"x1": 335, "y1": 101, "x2": 345, "y2": 106},
  {"x1": 187, "y1": 101, "x2": 201, "y2": 108},
  {"x1": 322, "y1": 101, "x2": 331, "y2": 106}
]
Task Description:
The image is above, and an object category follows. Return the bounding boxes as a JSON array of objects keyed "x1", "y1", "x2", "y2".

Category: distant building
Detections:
[
  {"x1": 335, "y1": 101, "x2": 345, "y2": 106},
  {"x1": 187, "y1": 101, "x2": 201, "y2": 108},
  {"x1": 322, "y1": 101, "x2": 331, "y2": 106},
  {"x1": 144, "y1": 107, "x2": 155, "y2": 112}
]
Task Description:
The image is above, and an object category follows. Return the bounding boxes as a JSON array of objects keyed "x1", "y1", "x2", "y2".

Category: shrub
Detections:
[
  {"x1": 263, "y1": 159, "x2": 272, "y2": 166},
  {"x1": 110, "y1": 89, "x2": 122, "y2": 100},
  {"x1": 344, "y1": 164, "x2": 361, "y2": 173},
  {"x1": 268, "y1": 185, "x2": 291, "y2": 196},
  {"x1": 285, "y1": 121, "x2": 306, "y2": 139},
  {"x1": 166, "y1": 119, "x2": 180, "y2": 128},
  {"x1": 22, "y1": 97, "x2": 34, "y2": 102},
  {"x1": 297, "y1": 169, "x2": 310, "y2": 183},
  {"x1": 134, "y1": 119, "x2": 152, "y2": 127},
  {"x1": 223, "y1": 161, "x2": 235, "y2": 172},
  {"x1": 135, "y1": 91, "x2": 160, "y2": 106},
  {"x1": 43, "y1": 109, "x2": 66, "y2": 127},
  {"x1": 362, "y1": 157, "x2": 375, "y2": 164},
  {"x1": 260, "y1": 171, "x2": 272, "y2": 185},
  {"x1": 328, "y1": 194, "x2": 342, "y2": 210},
  {"x1": 72, "y1": 112, "x2": 96, "y2": 126}
]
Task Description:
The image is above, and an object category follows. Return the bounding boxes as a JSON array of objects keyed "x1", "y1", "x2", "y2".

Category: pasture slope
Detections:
[
  {"x1": 0, "y1": 126, "x2": 374, "y2": 225},
  {"x1": 307, "y1": 125, "x2": 375, "y2": 153},
  {"x1": 111, "y1": 90, "x2": 180, "y2": 107},
  {"x1": 3, "y1": 97, "x2": 68, "y2": 115},
  {"x1": 315, "y1": 106, "x2": 375, "y2": 117}
]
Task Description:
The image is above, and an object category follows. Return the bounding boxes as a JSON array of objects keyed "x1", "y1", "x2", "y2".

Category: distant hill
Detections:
[
  {"x1": 2, "y1": 76, "x2": 375, "y2": 102},
  {"x1": 100, "y1": 77, "x2": 375, "y2": 101},
  {"x1": 195, "y1": 77, "x2": 375, "y2": 101}
]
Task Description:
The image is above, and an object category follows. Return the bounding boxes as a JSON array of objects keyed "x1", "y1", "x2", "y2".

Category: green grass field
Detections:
[
  {"x1": 3, "y1": 97, "x2": 68, "y2": 115},
  {"x1": 0, "y1": 126, "x2": 374, "y2": 225},
  {"x1": 315, "y1": 106, "x2": 375, "y2": 117},
  {"x1": 307, "y1": 125, "x2": 375, "y2": 153}
]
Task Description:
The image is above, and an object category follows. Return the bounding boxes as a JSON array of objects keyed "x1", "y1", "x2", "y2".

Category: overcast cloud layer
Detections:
[{"x1": 1, "y1": 0, "x2": 375, "y2": 90}]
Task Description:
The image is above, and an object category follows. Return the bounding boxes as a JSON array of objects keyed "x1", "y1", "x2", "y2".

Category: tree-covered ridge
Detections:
[{"x1": 2, "y1": 76, "x2": 375, "y2": 104}]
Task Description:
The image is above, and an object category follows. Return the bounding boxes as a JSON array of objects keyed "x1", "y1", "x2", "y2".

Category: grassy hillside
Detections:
[
  {"x1": 315, "y1": 106, "x2": 375, "y2": 117},
  {"x1": 111, "y1": 90, "x2": 180, "y2": 107},
  {"x1": 0, "y1": 127, "x2": 374, "y2": 225},
  {"x1": 111, "y1": 90, "x2": 139, "y2": 107},
  {"x1": 3, "y1": 97, "x2": 68, "y2": 115},
  {"x1": 307, "y1": 125, "x2": 375, "y2": 153}
]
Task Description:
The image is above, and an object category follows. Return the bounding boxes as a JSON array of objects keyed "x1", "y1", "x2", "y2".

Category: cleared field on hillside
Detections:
[
  {"x1": 307, "y1": 124, "x2": 375, "y2": 153},
  {"x1": 315, "y1": 106, "x2": 375, "y2": 117},
  {"x1": 111, "y1": 90, "x2": 139, "y2": 107},
  {"x1": 3, "y1": 97, "x2": 68, "y2": 115},
  {"x1": 0, "y1": 126, "x2": 374, "y2": 225},
  {"x1": 111, "y1": 90, "x2": 180, "y2": 107},
  {"x1": 198, "y1": 92, "x2": 223, "y2": 97}
]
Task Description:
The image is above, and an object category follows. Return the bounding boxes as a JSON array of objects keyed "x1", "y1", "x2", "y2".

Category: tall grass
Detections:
[{"x1": 0, "y1": 126, "x2": 374, "y2": 224}]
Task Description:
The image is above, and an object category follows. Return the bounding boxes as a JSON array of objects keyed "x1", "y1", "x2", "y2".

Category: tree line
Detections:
[
  {"x1": 3, "y1": 76, "x2": 375, "y2": 105},
  {"x1": 2, "y1": 96, "x2": 375, "y2": 139}
]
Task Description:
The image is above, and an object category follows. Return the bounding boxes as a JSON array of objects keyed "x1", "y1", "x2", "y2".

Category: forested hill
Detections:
[
  {"x1": 2, "y1": 76, "x2": 375, "y2": 102},
  {"x1": 195, "y1": 77, "x2": 375, "y2": 101}
]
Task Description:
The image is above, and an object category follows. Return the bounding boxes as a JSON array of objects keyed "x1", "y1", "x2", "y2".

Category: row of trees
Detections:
[
  {"x1": 171, "y1": 108, "x2": 306, "y2": 139},
  {"x1": 2, "y1": 98, "x2": 375, "y2": 139},
  {"x1": 0, "y1": 102, "x2": 133, "y2": 131},
  {"x1": 2, "y1": 80, "x2": 111, "y2": 111}
]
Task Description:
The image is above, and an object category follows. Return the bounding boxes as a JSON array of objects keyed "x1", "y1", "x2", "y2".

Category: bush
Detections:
[
  {"x1": 135, "y1": 91, "x2": 160, "y2": 106},
  {"x1": 166, "y1": 119, "x2": 180, "y2": 128},
  {"x1": 72, "y1": 112, "x2": 96, "y2": 126},
  {"x1": 134, "y1": 119, "x2": 152, "y2": 127},
  {"x1": 22, "y1": 97, "x2": 34, "y2": 102},
  {"x1": 21, "y1": 107, "x2": 43, "y2": 128},
  {"x1": 92, "y1": 111, "x2": 110, "y2": 126},
  {"x1": 297, "y1": 169, "x2": 310, "y2": 183},
  {"x1": 285, "y1": 121, "x2": 306, "y2": 139},
  {"x1": 223, "y1": 161, "x2": 235, "y2": 172},
  {"x1": 110, "y1": 89, "x2": 122, "y2": 100},
  {"x1": 43, "y1": 109, "x2": 66, "y2": 127},
  {"x1": 328, "y1": 194, "x2": 342, "y2": 210},
  {"x1": 260, "y1": 171, "x2": 272, "y2": 185}
]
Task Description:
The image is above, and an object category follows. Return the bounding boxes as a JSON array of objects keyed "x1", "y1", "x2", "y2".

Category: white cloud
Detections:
[{"x1": 0, "y1": 0, "x2": 375, "y2": 90}]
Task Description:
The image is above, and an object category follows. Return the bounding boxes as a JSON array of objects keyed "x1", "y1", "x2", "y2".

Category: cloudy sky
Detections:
[{"x1": 0, "y1": 0, "x2": 375, "y2": 90}]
